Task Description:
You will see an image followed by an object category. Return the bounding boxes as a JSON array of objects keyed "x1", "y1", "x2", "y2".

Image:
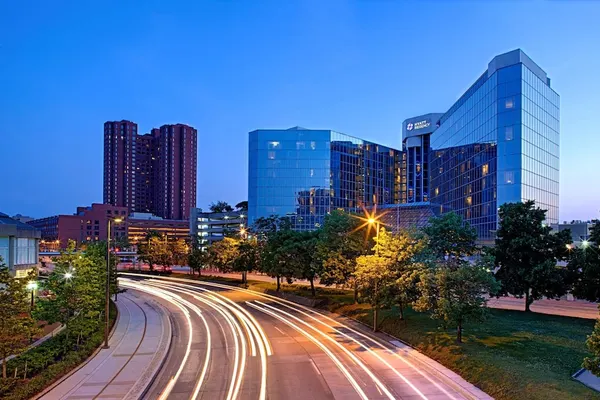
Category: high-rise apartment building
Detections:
[
  {"x1": 103, "y1": 120, "x2": 138, "y2": 210},
  {"x1": 154, "y1": 124, "x2": 198, "y2": 220},
  {"x1": 103, "y1": 121, "x2": 197, "y2": 220}
]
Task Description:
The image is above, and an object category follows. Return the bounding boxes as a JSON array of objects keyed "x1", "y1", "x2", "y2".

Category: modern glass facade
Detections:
[
  {"x1": 248, "y1": 50, "x2": 559, "y2": 240},
  {"x1": 427, "y1": 49, "x2": 559, "y2": 240},
  {"x1": 248, "y1": 127, "x2": 400, "y2": 230}
]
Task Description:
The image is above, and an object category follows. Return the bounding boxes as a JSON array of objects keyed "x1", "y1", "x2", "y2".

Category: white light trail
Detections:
[
  {"x1": 247, "y1": 301, "x2": 370, "y2": 400},
  {"x1": 253, "y1": 300, "x2": 396, "y2": 400},
  {"x1": 143, "y1": 281, "x2": 249, "y2": 400},
  {"x1": 119, "y1": 280, "x2": 196, "y2": 400},
  {"x1": 144, "y1": 279, "x2": 272, "y2": 400}
]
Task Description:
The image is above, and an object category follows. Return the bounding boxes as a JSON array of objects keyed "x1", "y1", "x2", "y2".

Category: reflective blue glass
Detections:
[
  {"x1": 429, "y1": 50, "x2": 559, "y2": 241},
  {"x1": 248, "y1": 128, "x2": 400, "y2": 230}
]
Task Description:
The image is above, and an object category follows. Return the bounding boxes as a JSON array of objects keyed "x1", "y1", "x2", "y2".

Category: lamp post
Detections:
[
  {"x1": 105, "y1": 217, "x2": 123, "y2": 349},
  {"x1": 26, "y1": 281, "x2": 38, "y2": 311},
  {"x1": 368, "y1": 217, "x2": 380, "y2": 255}
]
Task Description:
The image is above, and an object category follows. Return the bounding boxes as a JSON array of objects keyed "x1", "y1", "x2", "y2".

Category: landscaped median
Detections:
[{"x1": 157, "y1": 271, "x2": 599, "y2": 400}]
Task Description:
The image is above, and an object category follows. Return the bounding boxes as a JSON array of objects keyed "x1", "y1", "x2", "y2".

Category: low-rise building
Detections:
[
  {"x1": 190, "y1": 209, "x2": 247, "y2": 250},
  {"x1": 128, "y1": 213, "x2": 190, "y2": 245},
  {"x1": 0, "y1": 212, "x2": 41, "y2": 277},
  {"x1": 558, "y1": 220, "x2": 594, "y2": 245},
  {"x1": 28, "y1": 203, "x2": 129, "y2": 249}
]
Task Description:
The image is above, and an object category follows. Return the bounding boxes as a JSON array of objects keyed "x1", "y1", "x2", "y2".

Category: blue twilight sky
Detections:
[{"x1": 1, "y1": 1, "x2": 599, "y2": 222}]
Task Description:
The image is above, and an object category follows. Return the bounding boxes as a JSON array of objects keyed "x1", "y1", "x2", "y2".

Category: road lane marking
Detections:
[
  {"x1": 309, "y1": 359, "x2": 322, "y2": 376},
  {"x1": 247, "y1": 301, "x2": 370, "y2": 400},
  {"x1": 254, "y1": 300, "x2": 396, "y2": 400}
]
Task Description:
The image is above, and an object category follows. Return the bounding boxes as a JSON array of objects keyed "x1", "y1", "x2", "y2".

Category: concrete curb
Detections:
[{"x1": 31, "y1": 302, "x2": 120, "y2": 400}]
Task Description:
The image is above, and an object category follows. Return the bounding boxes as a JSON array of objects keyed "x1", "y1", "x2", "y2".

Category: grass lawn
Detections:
[{"x1": 182, "y1": 274, "x2": 600, "y2": 400}]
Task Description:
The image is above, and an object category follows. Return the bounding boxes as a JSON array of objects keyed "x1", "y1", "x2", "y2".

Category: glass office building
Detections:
[
  {"x1": 248, "y1": 127, "x2": 400, "y2": 230},
  {"x1": 426, "y1": 49, "x2": 559, "y2": 240}
]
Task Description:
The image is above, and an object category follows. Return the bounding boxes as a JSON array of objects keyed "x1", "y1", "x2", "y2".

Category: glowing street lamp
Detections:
[
  {"x1": 582, "y1": 240, "x2": 590, "y2": 248},
  {"x1": 353, "y1": 205, "x2": 387, "y2": 256},
  {"x1": 27, "y1": 281, "x2": 38, "y2": 310},
  {"x1": 64, "y1": 272, "x2": 73, "y2": 279}
]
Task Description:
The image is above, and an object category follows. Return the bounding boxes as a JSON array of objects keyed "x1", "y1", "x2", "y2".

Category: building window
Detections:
[
  {"x1": 505, "y1": 98, "x2": 514, "y2": 109},
  {"x1": 505, "y1": 126, "x2": 513, "y2": 141},
  {"x1": 505, "y1": 171, "x2": 514, "y2": 184},
  {"x1": 267, "y1": 141, "x2": 280, "y2": 149},
  {"x1": 482, "y1": 164, "x2": 489, "y2": 176}
]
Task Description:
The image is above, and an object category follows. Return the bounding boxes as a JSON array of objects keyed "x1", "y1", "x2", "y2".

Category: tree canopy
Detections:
[
  {"x1": 492, "y1": 201, "x2": 573, "y2": 311},
  {"x1": 209, "y1": 201, "x2": 234, "y2": 213}
]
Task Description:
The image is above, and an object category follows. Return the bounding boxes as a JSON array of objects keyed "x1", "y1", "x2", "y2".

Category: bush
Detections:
[{"x1": 0, "y1": 302, "x2": 117, "y2": 400}]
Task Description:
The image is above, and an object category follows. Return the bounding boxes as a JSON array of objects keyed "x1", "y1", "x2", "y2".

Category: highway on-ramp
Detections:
[{"x1": 119, "y1": 274, "x2": 491, "y2": 400}]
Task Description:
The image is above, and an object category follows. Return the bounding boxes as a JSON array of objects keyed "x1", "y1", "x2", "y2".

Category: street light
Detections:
[
  {"x1": 105, "y1": 217, "x2": 123, "y2": 349},
  {"x1": 367, "y1": 217, "x2": 381, "y2": 255},
  {"x1": 27, "y1": 281, "x2": 38, "y2": 310},
  {"x1": 64, "y1": 272, "x2": 73, "y2": 279},
  {"x1": 582, "y1": 240, "x2": 590, "y2": 248}
]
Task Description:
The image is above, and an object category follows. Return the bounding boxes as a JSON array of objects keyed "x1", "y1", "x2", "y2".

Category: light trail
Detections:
[
  {"x1": 247, "y1": 301, "x2": 370, "y2": 400},
  {"x1": 119, "y1": 280, "x2": 196, "y2": 400},
  {"x1": 143, "y1": 280, "x2": 250, "y2": 400},
  {"x1": 252, "y1": 300, "x2": 397, "y2": 400},
  {"x1": 148, "y1": 278, "x2": 272, "y2": 356},
  {"x1": 255, "y1": 300, "x2": 435, "y2": 400},
  {"x1": 146, "y1": 280, "x2": 270, "y2": 400},
  {"x1": 119, "y1": 273, "x2": 455, "y2": 399}
]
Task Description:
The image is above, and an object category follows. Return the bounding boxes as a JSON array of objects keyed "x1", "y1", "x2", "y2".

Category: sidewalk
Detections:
[
  {"x1": 38, "y1": 290, "x2": 171, "y2": 400},
  {"x1": 190, "y1": 270, "x2": 599, "y2": 320}
]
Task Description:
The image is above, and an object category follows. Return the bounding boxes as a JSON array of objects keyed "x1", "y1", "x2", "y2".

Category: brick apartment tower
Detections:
[
  {"x1": 103, "y1": 121, "x2": 138, "y2": 210},
  {"x1": 103, "y1": 121, "x2": 197, "y2": 220}
]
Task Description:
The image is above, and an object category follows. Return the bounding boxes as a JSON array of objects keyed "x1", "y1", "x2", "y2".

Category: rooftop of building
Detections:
[
  {"x1": 0, "y1": 212, "x2": 41, "y2": 238},
  {"x1": 249, "y1": 127, "x2": 399, "y2": 151}
]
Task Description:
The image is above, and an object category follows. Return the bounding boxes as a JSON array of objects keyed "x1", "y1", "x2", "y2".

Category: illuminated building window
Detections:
[
  {"x1": 505, "y1": 98, "x2": 514, "y2": 109},
  {"x1": 482, "y1": 164, "x2": 489, "y2": 176}
]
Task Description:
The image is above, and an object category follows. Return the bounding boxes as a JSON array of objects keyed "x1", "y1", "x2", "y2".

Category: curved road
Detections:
[{"x1": 120, "y1": 274, "x2": 489, "y2": 400}]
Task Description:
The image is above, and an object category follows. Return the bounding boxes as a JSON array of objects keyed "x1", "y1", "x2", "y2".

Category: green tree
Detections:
[
  {"x1": 423, "y1": 212, "x2": 477, "y2": 261},
  {"x1": 36, "y1": 241, "x2": 104, "y2": 348},
  {"x1": 207, "y1": 237, "x2": 240, "y2": 273},
  {"x1": 0, "y1": 260, "x2": 39, "y2": 378},
  {"x1": 261, "y1": 229, "x2": 297, "y2": 291},
  {"x1": 188, "y1": 247, "x2": 209, "y2": 276},
  {"x1": 415, "y1": 256, "x2": 500, "y2": 343},
  {"x1": 355, "y1": 255, "x2": 394, "y2": 331},
  {"x1": 209, "y1": 201, "x2": 234, "y2": 213},
  {"x1": 235, "y1": 201, "x2": 248, "y2": 211},
  {"x1": 84, "y1": 241, "x2": 121, "y2": 299},
  {"x1": 492, "y1": 201, "x2": 573, "y2": 312},
  {"x1": 280, "y1": 231, "x2": 321, "y2": 296},
  {"x1": 233, "y1": 238, "x2": 260, "y2": 284},
  {"x1": 374, "y1": 228, "x2": 427, "y2": 320},
  {"x1": 165, "y1": 239, "x2": 189, "y2": 269},
  {"x1": 571, "y1": 220, "x2": 600, "y2": 302},
  {"x1": 584, "y1": 316, "x2": 600, "y2": 376},
  {"x1": 317, "y1": 210, "x2": 366, "y2": 301},
  {"x1": 138, "y1": 236, "x2": 167, "y2": 271}
]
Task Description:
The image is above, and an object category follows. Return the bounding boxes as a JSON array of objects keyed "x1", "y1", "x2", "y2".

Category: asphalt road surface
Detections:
[{"x1": 119, "y1": 274, "x2": 483, "y2": 400}]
